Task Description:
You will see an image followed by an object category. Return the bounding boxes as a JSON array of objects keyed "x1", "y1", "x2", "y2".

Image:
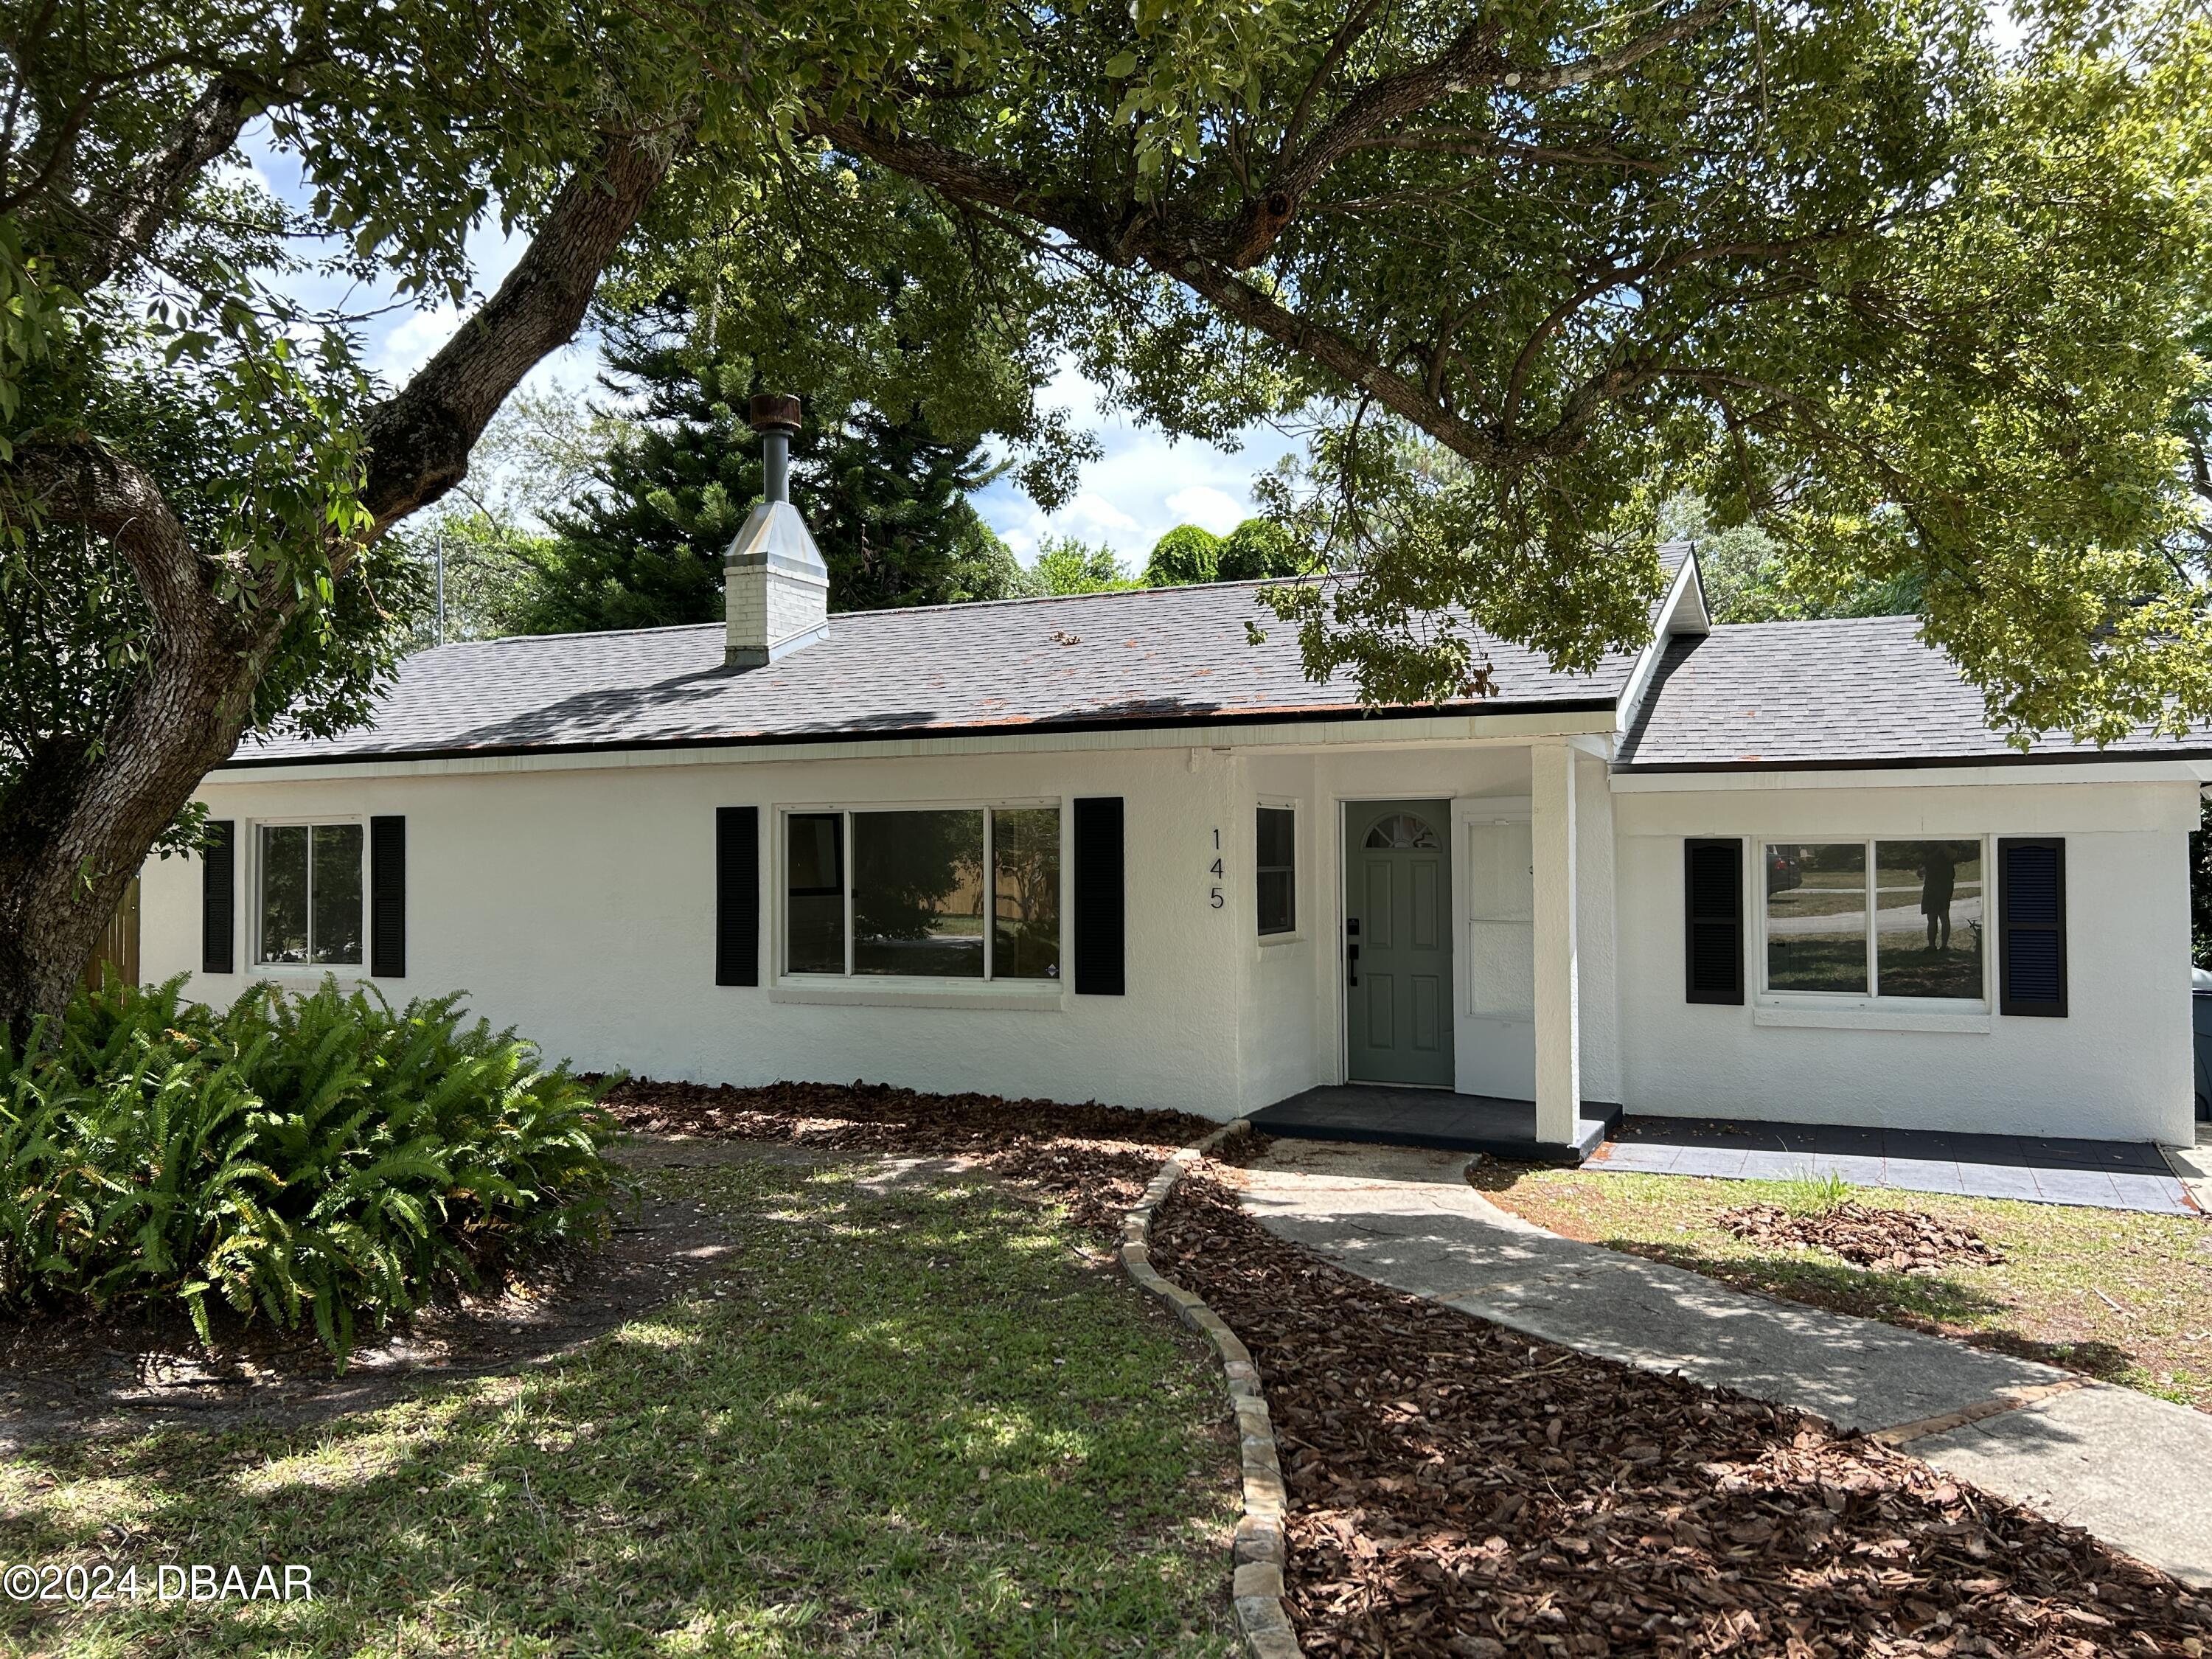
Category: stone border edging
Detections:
[{"x1": 1120, "y1": 1119, "x2": 1303, "y2": 1659}]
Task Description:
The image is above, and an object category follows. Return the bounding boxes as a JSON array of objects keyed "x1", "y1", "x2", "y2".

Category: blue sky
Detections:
[{"x1": 243, "y1": 126, "x2": 1295, "y2": 569}]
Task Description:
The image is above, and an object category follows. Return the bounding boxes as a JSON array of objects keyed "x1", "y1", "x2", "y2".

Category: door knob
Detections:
[{"x1": 1346, "y1": 942, "x2": 1360, "y2": 986}]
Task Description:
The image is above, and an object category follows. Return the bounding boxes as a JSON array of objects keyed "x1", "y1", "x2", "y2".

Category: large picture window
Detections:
[
  {"x1": 1764, "y1": 838, "x2": 1983, "y2": 1002},
  {"x1": 257, "y1": 822, "x2": 363, "y2": 966},
  {"x1": 784, "y1": 807, "x2": 1061, "y2": 981}
]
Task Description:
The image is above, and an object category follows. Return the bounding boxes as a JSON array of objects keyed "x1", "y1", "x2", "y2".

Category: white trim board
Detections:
[{"x1": 206, "y1": 707, "x2": 1624, "y2": 785}]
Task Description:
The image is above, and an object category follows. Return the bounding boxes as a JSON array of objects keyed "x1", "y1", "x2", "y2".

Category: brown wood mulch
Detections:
[
  {"x1": 1719, "y1": 1203, "x2": 2009, "y2": 1276},
  {"x1": 1148, "y1": 1168, "x2": 2212, "y2": 1659},
  {"x1": 602, "y1": 1085, "x2": 2212, "y2": 1655},
  {"x1": 599, "y1": 1077, "x2": 1214, "y2": 1237}
]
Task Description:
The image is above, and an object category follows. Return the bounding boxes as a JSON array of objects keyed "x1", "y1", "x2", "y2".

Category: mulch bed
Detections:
[
  {"x1": 1721, "y1": 1203, "x2": 2008, "y2": 1276},
  {"x1": 1150, "y1": 1167, "x2": 2212, "y2": 1658},
  {"x1": 601, "y1": 1077, "x2": 1215, "y2": 1237}
]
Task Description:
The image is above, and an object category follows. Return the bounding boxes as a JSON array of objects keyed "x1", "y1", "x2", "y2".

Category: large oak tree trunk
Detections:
[{"x1": 0, "y1": 132, "x2": 673, "y2": 1043}]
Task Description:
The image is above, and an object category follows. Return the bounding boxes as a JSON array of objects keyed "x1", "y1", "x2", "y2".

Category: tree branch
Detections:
[
  {"x1": 3, "y1": 439, "x2": 233, "y2": 651},
  {"x1": 57, "y1": 45, "x2": 327, "y2": 291},
  {"x1": 360, "y1": 128, "x2": 681, "y2": 528},
  {"x1": 1231, "y1": 0, "x2": 1740, "y2": 267}
]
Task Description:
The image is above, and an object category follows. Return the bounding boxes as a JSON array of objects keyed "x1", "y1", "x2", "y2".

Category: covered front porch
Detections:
[{"x1": 1290, "y1": 735, "x2": 1609, "y2": 1157}]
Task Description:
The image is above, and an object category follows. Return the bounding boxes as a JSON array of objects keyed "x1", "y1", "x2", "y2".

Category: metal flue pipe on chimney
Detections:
[
  {"x1": 753, "y1": 392, "x2": 799, "y2": 504},
  {"x1": 723, "y1": 393, "x2": 830, "y2": 669}
]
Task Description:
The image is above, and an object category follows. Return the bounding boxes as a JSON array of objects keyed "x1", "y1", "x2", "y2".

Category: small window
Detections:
[
  {"x1": 1257, "y1": 807, "x2": 1295, "y2": 936},
  {"x1": 785, "y1": 807, "x2": 1061, "y2": 981},
  {"x1": 1364, "y1": 812, "x2": 1439, "y2": 849},
  {"x1": 257, "y1": 822, "x2": 362, "y2": 966},
  {"x1": 1762, "y1": 838, "x2": 1985, "y2": 1002}
]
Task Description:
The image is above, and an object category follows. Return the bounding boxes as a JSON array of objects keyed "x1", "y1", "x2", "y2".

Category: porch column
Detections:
[{"x1": 1531, "y1": 738, "x2": 1580, "y2": 1148}]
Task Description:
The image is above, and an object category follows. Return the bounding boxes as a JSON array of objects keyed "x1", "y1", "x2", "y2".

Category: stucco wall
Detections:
[
  {"x1": 145, "y1": 748, "x2": 1289, "y2": 1118},
  {"x1": 136, "y1": 739, "x2": 2201, "y2": 1143},
  {"x1": 1613, "y1": 775, "x2": 2198, "y2": 1144}
]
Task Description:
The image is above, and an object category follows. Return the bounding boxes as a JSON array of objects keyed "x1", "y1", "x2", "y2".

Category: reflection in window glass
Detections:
[
  {"x1": 853, "y1": 810, "x2": 985, "y2": 978},
  {"x1": 1874, "y1": 840, "x2": 1983, "y2": 999},
  {"x1": 257, "y1": 822, "x2": 361, "y2": 966},
  {"x1": 1364, "y1": 812, "x2": 1439, "y2": 849},
  {"x1": 785, "y1": 813, "x2": 844, "y2": 973},
  {"x1": 1257, "y1": 807, "x2": 1295, "y2": 936},
  {"x1": 260, "y1": 825, "x2": 310, "y2": 964},
  {"x1": 1764, "y1": 843, "x2": 1868, "y2": 993},
  {"x1": 991, "y1": 807, "x2": 1061, "y2": 980},
  {"x1": 310, "y1": 824, "x2": 364, "y2": 964}
]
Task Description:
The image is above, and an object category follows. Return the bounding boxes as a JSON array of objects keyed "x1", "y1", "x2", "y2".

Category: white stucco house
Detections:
[{"x1": 136, "y1": 415, "x2": 2211, "y2": 1155}]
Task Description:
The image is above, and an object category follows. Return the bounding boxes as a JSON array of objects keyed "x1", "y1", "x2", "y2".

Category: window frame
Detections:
[
  {"x1": 250, "y1": 815, "x2": 366, "y2": 971},
  {"x1": 776, "y1": 801, "x2": 1066, "y2": 988},
  {"x1": 1256, "y1": 801, "x2": 1298, "y2": 941},
  {"x1": 1755, "y1": 835, "x2": 1992, "y2": 1012}
]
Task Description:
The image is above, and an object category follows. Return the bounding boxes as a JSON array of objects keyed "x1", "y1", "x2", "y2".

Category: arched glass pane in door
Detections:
[{"x1": 1363, "y1": 812, "x2": 1440, "y2": 850}]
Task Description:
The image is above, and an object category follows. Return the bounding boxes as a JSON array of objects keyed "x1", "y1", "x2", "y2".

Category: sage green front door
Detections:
[{"x1": 1344, "y1": 800, "x2": 1455, "y2": 1088}]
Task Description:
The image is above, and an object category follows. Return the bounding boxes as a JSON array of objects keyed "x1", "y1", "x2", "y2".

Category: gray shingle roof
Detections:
[
  {"x1": 232, "y1": 579, "x2": 1644, "y2": 767},
  {"x1": 1618, "y1": 616, "x2": 2210, "y2": 770}
]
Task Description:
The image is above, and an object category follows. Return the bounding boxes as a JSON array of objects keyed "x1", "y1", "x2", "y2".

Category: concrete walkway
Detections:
[{"x1": 1236, "y1": 1138, "x2": 2212, "y2": 1588}]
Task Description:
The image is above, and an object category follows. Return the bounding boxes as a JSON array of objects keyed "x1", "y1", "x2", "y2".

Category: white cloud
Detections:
[
  {"x1": 372, "y1": 304, "x2": 466, "y2": 380},
  {"x1": 978, "y1": 369, "x2": 1302, "y2": 566},
  {"x1": 1163, "y1": 485, "x2": 1247, "y2": 535}
]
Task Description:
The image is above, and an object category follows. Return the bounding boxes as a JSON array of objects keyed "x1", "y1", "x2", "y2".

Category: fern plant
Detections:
[{"x1": 0, "y1": 976, "x2": 619, "y2": 1355}]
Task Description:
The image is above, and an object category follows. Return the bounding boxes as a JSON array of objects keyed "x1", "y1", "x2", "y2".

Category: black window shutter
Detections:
[
  {"x1": 1683, "y1": 838, "x2": 1744, "y2": 1005},
  {"x1": 201, "y1": 819, "x2": 235, "y2": 975},
  {"x1": 715, "y1": 807, "x2": 760, "y2": 987},
  {"x1": 370, "y1": 815, "x2": 407, "y2": 978},
  {"x1": 1072, "y1": 796, "x2": 1125, "y2": 995},
  {"x1": 1999, "y1": 838, "x2": 2066, "y2": 1016}
]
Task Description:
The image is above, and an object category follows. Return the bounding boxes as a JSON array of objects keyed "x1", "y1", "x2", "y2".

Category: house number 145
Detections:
[{"x1": 1209, "y1": 828, "x2": 1224, "y2": 908}]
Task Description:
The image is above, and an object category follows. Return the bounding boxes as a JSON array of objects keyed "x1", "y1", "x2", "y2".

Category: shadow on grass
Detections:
[{"x1": 0, "y1": 1164, "x2": 1239, "y2": 1659}]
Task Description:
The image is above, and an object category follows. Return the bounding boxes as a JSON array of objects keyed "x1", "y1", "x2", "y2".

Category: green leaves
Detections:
[
  {"x1": 706, "y1": 0, "x2": 2212, "y2": 742},
  {"x1": 0, "y1": 976, "x2": 621, "y2": 1359}
]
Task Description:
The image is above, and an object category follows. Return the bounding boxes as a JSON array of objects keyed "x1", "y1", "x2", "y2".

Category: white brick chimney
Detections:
[{"x1": 725, "y1": 393, "x2": 829, "y2": 669}]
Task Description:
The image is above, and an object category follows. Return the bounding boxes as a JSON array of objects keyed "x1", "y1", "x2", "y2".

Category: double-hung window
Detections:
[
  {"x1": 257, "y1": 822, "x2": 364, "y2": 967},
  {"x1": 1256, "y1": 806, "x2": 1295, "y2": 936},
  {"x1": 1761, "y1": 838, "x2": 1985, "y2": 1003},
  {"x1": 783, "y1": 807, "x2": 1062, "y2": 981}
]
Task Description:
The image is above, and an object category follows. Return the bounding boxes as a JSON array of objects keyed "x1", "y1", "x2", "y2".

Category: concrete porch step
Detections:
[{"x1": 1248, "y1": 1085, "x2": 1619, "y2": 1164}]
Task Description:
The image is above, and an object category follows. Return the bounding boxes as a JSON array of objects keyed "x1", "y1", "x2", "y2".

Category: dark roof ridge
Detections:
[{"x1": 1698, "y1": 613, "x2": 1925, "y2": 636}]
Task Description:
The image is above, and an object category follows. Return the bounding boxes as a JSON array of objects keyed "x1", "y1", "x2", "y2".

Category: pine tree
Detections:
[
  {"x1": 810, "y1": 406, "x2": 1032, "y2": 611},
  {"x1": 513, "y1": 312, "x2": 1029, "y2": 634},
  {"x1": 513, "y1": 319, "x2": 757, "y2": 634}
]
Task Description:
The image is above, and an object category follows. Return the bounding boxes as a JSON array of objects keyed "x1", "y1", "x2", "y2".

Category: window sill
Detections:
[
  {"x1": 769, "y1": 977, "x2": 1066, "y2": 1012},
  {"x1": 1256, "y1": 931, "x2": 1305, "y2": 948},
  {"x1": 1753, "y1": 1004, "x2": 1991, "y2": 1034}
]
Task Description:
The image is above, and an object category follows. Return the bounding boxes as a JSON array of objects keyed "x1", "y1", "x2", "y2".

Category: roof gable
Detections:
[{"x1": 1617, "y1": 615, "x2": 2209, "y2": 771}]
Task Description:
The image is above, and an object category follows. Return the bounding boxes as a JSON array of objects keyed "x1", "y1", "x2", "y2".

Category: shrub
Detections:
[
  {"x1": 1214, "y1": 517, "x2": 1307, "y2": 581},
  {"x1": 1144, "y1": 524, "x2": 1222, "y2": 586},
  {"x1": 0, "y1": 975, "x2": 621, "y2": 1354}
]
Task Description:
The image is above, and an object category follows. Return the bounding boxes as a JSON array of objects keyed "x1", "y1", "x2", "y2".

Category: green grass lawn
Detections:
[
  {"x1": 1475, "y1": 1166, "x2": 2212, "y2": 1413},
  {"x1": 0, "y1": 1157, "x2": 1238, "y2": 1658}
]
